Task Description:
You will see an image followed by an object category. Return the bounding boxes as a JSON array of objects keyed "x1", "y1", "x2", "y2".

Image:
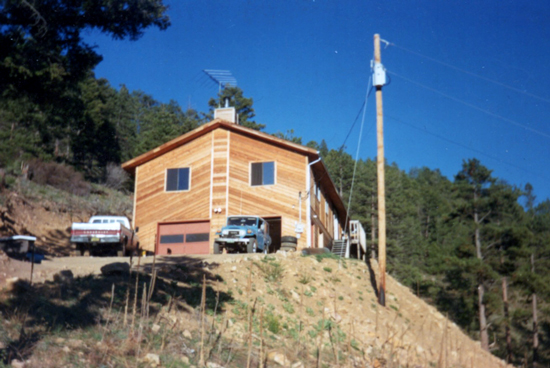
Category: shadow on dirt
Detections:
[
  {"x1": 0, "y1": 255, "x2": 231, "y2": 364},
  {"x1": 365, "y1": 257, "x2": 379, "y2": 299},
  {"x1": 40, "y1": 227, "x2": 72, "y2": 256}
]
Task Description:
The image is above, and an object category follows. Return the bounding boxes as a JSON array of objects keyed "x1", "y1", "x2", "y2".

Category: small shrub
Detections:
[
  {"x1": 265, "y1": 313, "x2": 281, "y2": 334},
  {"x1": 276, "y1": 288, "x2": 289, "y2": 302},
  {"x1": 28, "y1": 159, "x2": 91, "y2": 196},
  {"x1": 282, "y1": 302, "x2": 295, "y2": 314},
  {"x1": 306, "y1": 307, "x2": 315, "y2": 317},
  {"x1": 105, "y1": 162, "x2": 129, "y2": 190},
  {"x1": 328, "y1": 275, "x2": 341, "y2": 283},
  {"x1": 298, "y1": 274, "x2": 312, "y2": 285},
  {"x1": 254, "y1": 261, "x2": 285, "y2": 283},
  {"x1": 323, "y1": 267, "x2": 332, "y2": 273},
  {"x1": 314, "y1": 253, "x2": 341, "y2": 262}
]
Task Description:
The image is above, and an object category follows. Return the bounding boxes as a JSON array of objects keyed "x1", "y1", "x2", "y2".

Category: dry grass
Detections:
[{"x1": 0, "y1": 253, "x2": 512, "y2": 368}]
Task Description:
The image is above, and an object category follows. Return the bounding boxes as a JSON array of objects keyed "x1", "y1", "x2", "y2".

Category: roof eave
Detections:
[{"x1": 121, "y1": 119, "x2": 319, "y2": 175}]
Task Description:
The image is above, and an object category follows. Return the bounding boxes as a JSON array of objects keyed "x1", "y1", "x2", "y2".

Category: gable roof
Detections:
[{"x1": 122, "y1": 119, "x2": 349, "y2": 227}]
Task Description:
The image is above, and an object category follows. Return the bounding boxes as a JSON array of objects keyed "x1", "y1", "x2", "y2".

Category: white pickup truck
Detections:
[{"x1": 70, "y1": 216, "x2": 139, "y2": 256}]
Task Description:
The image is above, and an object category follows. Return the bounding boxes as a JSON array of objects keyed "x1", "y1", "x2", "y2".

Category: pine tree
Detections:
[{"x1": 207, "y1": 86, "x2": 264, "y2": 130}]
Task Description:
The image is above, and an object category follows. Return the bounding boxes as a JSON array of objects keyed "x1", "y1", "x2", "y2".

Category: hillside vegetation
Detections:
[
  {"x1": 0, "y1": 2, "x2": 548, "y2": 364},
  {"x1": 1, "y1": 237, "x2": 509, "y2": 368},
  {"x1": 0, "y1": 171, "x2": 547, "y2": 368}
]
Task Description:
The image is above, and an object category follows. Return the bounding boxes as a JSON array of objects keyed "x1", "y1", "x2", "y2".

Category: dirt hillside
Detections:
[{"x1": 0, "y1": 188, "x2": 511, "y2": 367}]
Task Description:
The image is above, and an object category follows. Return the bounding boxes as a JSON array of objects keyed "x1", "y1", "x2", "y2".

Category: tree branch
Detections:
[
  {"x1": 479, "y1": 210, "x2": 492, "y2": 223},
  {"x1": 21, "y1": 0, "x2": 48, "y2": 37}
]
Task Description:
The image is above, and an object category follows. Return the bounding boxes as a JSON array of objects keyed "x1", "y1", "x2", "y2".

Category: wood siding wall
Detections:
[
  {"x1": 227, "y1": 131, "x2": 309, "y2": 249},
  {"x1": 209, "y1": 129, "x2": 230, "y2": 249},
  {"x1": 133, "y1": 126, "x2": 342, "y2": 252},
  {"x1": 310, "y1": 166, "x2": 337, "y2": 248},
  {"x1": 135, "y1": 133, "x2": 213, "y2": 251}
]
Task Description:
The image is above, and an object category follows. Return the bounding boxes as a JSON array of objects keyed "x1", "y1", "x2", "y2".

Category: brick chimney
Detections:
[{"x1": 214, "y1": 99, "x2": 239, "y2": 124}]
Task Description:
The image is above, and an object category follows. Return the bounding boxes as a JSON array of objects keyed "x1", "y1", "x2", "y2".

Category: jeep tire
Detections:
[{"x1": 247, "y1": 239, "x2": 257, "y2": 253}]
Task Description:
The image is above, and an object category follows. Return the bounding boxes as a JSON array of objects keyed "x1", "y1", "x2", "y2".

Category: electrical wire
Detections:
[
  {"x1": 386, "y1": 114, "x2": 550, "y2": 181},
  {"x1": 387, "y1": 70, "x2": 550, "y2": 140},
  {"x1": 306, "y1": 79, "x2": 374, "y2": 200},
  {"x1": 387, "y1": 42, "x2": 550, "y2": 105},
  {"x1": 339, "y1": 84, "x2": 374, "y2": 151},
  {"x1": 343, "y1": 76, "x2": 372, "y2": 235}
]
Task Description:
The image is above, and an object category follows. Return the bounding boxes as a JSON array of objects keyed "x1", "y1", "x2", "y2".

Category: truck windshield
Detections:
[{"x1": 227, "y1": 217, "x2": 258, "y2": 226}]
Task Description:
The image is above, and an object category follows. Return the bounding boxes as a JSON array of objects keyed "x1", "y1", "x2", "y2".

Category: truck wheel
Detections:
[
  {"x1": 247, "y1": 239, "x2": 257, "y2": 253},
  {"x1": 71, "y1": 243, "x2": 80, "y2": 256},
  {"x1": 117, "y1": 243, "x2": 126, "y2": 257},
  {"x1": 214, "y1": 242, "x2": 221, "y2": 254}
]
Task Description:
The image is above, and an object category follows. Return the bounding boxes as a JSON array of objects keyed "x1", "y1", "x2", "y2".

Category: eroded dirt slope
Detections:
[
  {"x1": 0, "y1": 189, "x2": 511, "y2": 367},
  {"x1": 1, "y1": 191, "x2": 90, "y2": 256}
]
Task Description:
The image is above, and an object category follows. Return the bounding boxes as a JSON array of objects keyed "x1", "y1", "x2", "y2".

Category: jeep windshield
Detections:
[{"x1": 227, "y1": 217, "x2": 258, "y2": 227}]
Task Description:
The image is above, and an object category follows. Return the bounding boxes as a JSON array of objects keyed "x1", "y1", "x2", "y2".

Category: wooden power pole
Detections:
[{"x1": 374, "y1": 34, "x2": 387, "y2": 306}]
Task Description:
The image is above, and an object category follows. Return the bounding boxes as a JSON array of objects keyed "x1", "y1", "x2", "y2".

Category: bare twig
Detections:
[
  {"x1": 146, "y1": 267, "x2": 157, "y2": 319},
  {"x1": 259, "y1": 307, "x2": 265, "y2": 368},
  {"x1": 131, "y1": 255, "x2": 141, "y2": 332},
  {"x1": 199, "y1": 274, "x2": 207, "y2": 366}
]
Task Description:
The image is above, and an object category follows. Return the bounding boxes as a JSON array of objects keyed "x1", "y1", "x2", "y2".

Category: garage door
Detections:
[{"x1": 157, "y1": 221, "x2": 210, "y2": 255}]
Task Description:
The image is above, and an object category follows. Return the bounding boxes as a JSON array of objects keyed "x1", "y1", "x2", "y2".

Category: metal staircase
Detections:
[
  {"x1": 331, "y1": 239, "x2": 348, "y2": 257},
  {"x1": 330, "y1": 221, "x2": 366, "y2": 259}
]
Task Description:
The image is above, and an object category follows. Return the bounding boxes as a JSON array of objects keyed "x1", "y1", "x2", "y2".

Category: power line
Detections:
[
  {"x1": 344, "y1": 76, "x2": 372, "y2": 234},
  {"x1": 339, "y1": 83, "x2": 378, "y2": 150},
  {"x1": 386, "y1": 114, "x2": 550, "y2": 181},
  {"x1": 387, "y1": 70, "x2": 550, "y2": 140},
  {"x1": 387, "y1": 42, "x2": 550, "y2": 105}
]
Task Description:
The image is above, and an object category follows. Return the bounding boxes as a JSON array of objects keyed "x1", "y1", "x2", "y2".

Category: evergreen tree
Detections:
[
  {"x1": 0, "y1": 0, "x2": 169, "y2": 168},
  {"x1": 272, "y1": 129, "x2": 302, "y2": 144},
  {"x1": 207, "y1": 86, "x2": 264, "y2": 130}
]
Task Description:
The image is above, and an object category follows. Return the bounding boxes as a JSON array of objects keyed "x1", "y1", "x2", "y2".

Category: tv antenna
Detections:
[{"x1": 203, "y1": 70, "x2": 237, "y2": 92}]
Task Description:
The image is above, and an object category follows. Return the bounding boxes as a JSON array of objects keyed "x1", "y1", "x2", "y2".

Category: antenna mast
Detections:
[{"x1": 203, "y1": 70, "x2": 237, "y2": 93}]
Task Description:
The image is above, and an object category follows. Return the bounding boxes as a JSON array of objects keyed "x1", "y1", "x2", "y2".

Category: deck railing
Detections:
[{"x1": 349, "y1": 220, "x2": 367, "y2": 257}]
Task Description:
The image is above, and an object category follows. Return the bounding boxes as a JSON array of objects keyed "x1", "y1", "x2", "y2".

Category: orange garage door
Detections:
[{"x1": 157, "y1": 221, "x2": 210, "y2": 255}]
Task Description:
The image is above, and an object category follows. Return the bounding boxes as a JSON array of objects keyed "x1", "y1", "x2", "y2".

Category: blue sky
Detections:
[{"x1": 84, "y1": 0, "x2": 550, "y2": 204}]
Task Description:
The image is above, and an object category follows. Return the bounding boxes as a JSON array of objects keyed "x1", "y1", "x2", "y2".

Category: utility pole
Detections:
[{"x1": 373, "y1": 34, "x2": 387, "y2": 307}]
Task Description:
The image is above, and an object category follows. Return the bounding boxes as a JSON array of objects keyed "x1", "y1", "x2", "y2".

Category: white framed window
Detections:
[
  {"x1": 166, "y1": 167, "x2": 191, "y2": 192},
  {"x1": 250, "y1": 161, "x2": 275, "y2": 186}
]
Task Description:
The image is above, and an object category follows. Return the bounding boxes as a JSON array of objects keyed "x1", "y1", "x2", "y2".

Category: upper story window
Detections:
[
  {"x1": 166, "y1": 168, "x2": 190, "y2": 192},
  {"x1": 251, "y1": 161, "x2": 275, "y2": 186}
]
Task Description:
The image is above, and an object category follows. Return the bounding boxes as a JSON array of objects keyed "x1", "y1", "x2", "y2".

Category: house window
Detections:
[
  {"x1": 166, "y1": 168, "x2": 190, "y2": 191},
  {"x1": 160, "y1": 234, "x2": 184, "y2": 244},
  {"x1": 251, "y1": 162, "x2": 275, "y2": 186}
]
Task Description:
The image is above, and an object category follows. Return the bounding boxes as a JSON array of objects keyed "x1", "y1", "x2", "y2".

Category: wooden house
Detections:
[{"x1": 121, "y1": 108, "x2": 349, "y2": 255}]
